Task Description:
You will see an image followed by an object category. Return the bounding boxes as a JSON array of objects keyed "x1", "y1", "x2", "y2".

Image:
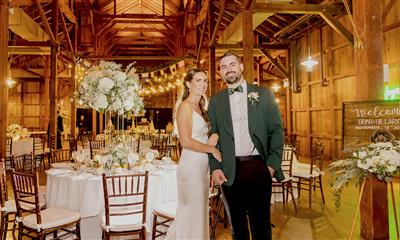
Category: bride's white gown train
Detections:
[{"x1": 166, "y1": 111, "x2": 209, "y2": 239}]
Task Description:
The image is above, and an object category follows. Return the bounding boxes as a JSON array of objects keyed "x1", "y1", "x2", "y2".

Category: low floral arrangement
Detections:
[
  {"x1": 6, "y1": 124, "x2": 30, "y2": 141},
  {"x1": 76, "y1": 61, "x2": 144, "y2": 116},
  {"x1": 329, "y1": 141, "x2": 400, "y2": 208}
]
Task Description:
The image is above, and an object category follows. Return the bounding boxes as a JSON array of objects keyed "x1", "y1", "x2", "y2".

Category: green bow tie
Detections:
[{"x1": 228, "y1": 85, "x2": 243, "y2": 95}]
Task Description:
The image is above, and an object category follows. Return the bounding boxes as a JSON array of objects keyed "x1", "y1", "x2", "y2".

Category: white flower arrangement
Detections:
[
  {"x1": 6, "y1": 124, "x2": 30, "y2": 141},
  {"x1": 247, "y1": 92, "x2": 260, "y2": 105},
  {"x1": 76, "y1": 61, "x2": 144, "y2": 115},
  {"x1": 329, "y1": 141, "x2": 400, "y2": 208}
]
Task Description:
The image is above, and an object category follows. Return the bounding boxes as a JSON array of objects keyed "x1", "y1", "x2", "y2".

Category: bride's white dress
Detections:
[{"x1": 166, "y1": 111, "x2": 209, "y2": 239}]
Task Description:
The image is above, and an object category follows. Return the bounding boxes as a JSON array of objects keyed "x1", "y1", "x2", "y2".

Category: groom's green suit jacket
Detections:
[{"x1": 208, "y1": 83, "x2": 284, "y2": 186}]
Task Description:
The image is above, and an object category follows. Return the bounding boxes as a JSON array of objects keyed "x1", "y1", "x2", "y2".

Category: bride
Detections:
[{"x1": 166, "y1": 68, "x2": 221, "y2": 239}]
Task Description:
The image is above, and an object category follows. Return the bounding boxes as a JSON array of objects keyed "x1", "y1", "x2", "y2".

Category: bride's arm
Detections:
[
  {"x1": 177, "y1": 102, "x2": 221, "y2": 161},
  {"x1": 208, "y1": 133, "x2": 219, "y2": 146}
]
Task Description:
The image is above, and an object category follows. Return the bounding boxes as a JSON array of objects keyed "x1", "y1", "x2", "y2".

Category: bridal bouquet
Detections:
[
  {"x1": 329, "y1": 141, "x2": 400, "y2": 208},
  {"x1": 76, "y1": 61, "x2": 144, "y2": 115},
  {"x1": 6, "y1": 124, "x2": 30, "y2": 141}
]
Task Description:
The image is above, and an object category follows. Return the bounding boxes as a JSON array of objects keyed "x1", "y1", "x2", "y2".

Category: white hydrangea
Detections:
[{"x1": 98, "y1": 78, "x2": 114, "y2": 93}]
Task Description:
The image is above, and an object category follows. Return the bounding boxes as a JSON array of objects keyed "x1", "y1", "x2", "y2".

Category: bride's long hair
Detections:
[{"x1": 173, "y1": 68, "x2": 209, "y2": 136}]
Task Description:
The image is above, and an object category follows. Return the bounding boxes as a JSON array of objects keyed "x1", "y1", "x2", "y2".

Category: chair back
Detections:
[
  {"x1": 33, "y1": 138, "x2": 45, "y2": 156},
  {"x1": 310, "y1": 142, "x2": 324, "y2": 173},
  {"x1": 48, "y1": 135, "x2": 56, "y2": 150},
  {"x1": 11, "y1": 170, "x2": 41, "y2": 223},
  {"x1": 6, "y1": 138, "x2": 12, "y2": 156},
  {"x1": 102, "y1": 172, "x2": 149, "y2": 228},
  {"x1": 0, "y1": 159, "x2": 8, "y2": 208},
  {"x1": 12, "y1": 154, "x2": 35, "y2": 173},
  {"x1": 89, "y1": 140, "x2": 105, "y2": 159},
  {"x1": 69, "y1": 137, "x2": 78, "y2": 152},
  {"x1": 281, "y1": 148, "x2": 295, "y2": 177},
  {"x1": 51, "y1": 149, "x2": 73, "y2": 164}
]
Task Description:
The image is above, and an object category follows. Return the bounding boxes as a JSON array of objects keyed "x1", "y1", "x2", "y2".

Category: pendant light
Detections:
[{"x1": 300, "y1": 19, "x2": 318, "y2": 72}]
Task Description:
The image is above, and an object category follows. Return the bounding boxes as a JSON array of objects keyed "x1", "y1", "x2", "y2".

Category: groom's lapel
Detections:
[
  {"x1": 221, "y1": 89, "x2": 234, "y2": 137},
  {"x1": 247, "y1": 84, "x2": 257, "y2": 135}
]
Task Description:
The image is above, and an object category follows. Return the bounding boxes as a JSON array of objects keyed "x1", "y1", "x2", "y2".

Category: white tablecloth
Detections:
[
  {"x1": 12, "y1": 138, "x2": 34, "y2": 156},
  {"x1": 46, "y1": 167, "x2": 177, "y2": 240}
]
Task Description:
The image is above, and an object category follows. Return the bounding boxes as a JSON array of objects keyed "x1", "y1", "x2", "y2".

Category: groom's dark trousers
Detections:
[{"x1": 222, "y1": 155, "x2": 272, "y2": 240}]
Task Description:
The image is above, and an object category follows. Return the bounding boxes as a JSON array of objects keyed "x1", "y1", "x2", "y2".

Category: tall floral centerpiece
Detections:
[
  {"x1": 76, "y1": 61, "x2": 144, "y2": 169},
  {"x1": 6, "y1": 124, "x2": 30, "y2": 141},
  {"x1": 76, "y1": 61, "x2": 144, "y2": 115},
  {"x1": 329, "y1": 141, "x2": 400, "y2": 208}
]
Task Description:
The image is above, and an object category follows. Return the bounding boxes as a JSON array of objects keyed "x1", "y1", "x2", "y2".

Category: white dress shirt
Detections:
[{"x1": 229, "y1": 81, "x2": 259, "y2": 157}]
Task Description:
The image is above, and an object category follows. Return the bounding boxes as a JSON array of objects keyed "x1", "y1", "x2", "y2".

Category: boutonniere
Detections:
[{"x1": 247, "y1": 92, "x2": 260, "y2": 105}]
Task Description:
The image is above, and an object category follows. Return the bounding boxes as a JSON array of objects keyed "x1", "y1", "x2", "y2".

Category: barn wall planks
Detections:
[{"x1": 291, "y1": 0, "x2": 400, "y2": 161}]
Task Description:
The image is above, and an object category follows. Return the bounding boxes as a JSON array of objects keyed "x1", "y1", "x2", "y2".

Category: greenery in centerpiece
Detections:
[{"x1": 329, "y1": 141, "x2": 400, "y2": 209}]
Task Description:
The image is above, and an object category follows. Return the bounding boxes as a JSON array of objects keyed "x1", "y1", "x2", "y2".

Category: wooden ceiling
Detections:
[{"x1": 8, "y1": 0, "x2": 349, "y2": 73}]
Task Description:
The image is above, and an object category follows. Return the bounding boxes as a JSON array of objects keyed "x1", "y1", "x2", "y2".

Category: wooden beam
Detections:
[
  {"x1": 0, "y1": 0, "x2": 8, "y2": 160},
  {"x1": 242, "y1": 6, "x2": 254, "y2": 83},
  {"x1": 33, "y1": 0, "x2": 56, "y2": 46},
  {"x1": 242, "y1": 0, "x2": 253, "y2": 11},
  {"x1": 58, "y1": 0, "x2": 76, "y2": 23},
  {"x1": 354, "y1": 0, "x2": 387, "y2": 238},
  {"x1": 94, "y1": 12, "x2": 178, "y2": 20},
  {"x1": 383, "y1": 21, "x2": 400, "y2": 32},
  {"x1": 195, "y1": 0, "x2": 209, "y2": 25},
  {"x1": 319, "y1": 12, "x2": 354, "y2": 46},
  {"x1": 253, "y1": 2, "x2": 340, "y2": 15},
  {"x1": 209, "y1": 0, "x2": 226, "y2": 47},
  {"x1": 382, "y1": 0, "x2": 396, "y2": 24},
  {"x1": 274, "y1": 15, "x2": 312, "y2": 38},
  {"x1": 87, "y1": 55, "x2": 187, "y2": 60},
  {"x1": 9, "y1": 0, "x2": 50, "y2": 7},
  {"x1": 215, "y1": 43, "x2": 289, "y2": 50},
  {"x1": 49, "y1": 0, "x2": 58, "y2": 137},
  {"x1": 259, "y1": 48, "x2": 290, "y2": 79},
  {"x1": 196, "y1": 16, "x2": 208, "y2": 65},
  {"x1": 58, "y1": 6, "x2": 74, "y2": 53}
]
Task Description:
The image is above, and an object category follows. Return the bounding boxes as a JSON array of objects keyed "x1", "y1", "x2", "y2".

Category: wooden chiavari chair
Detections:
[
  {"x1": 271, "y1": 148, "x2": 297, "y2": 212},
  {"x1": 5, "y1": 138, "x2": 13, "y2": 171},
  {"x1": 11, "y1": 170, "x2": 80, "y2": 239},
  {"x1": 294, "y1": 142, "x2": 325, "y2": 209},
  {"x1": 89, "y1": 140, "x2": 105, "y2": 159},
  {"x1": 0, "y1": 159, "x2": 17, "y2": 240},
  {"x1": 102, "y1": 172, "x2": 149, "y2": 240},
  {"x1": 32, "y1": 138, "x2": 46, "y2": 170},
  {"x1": 12, "y1": 154, "x2": 36, "y2": 174},
  {"x1": 50, "y1": 149, "x2": 74, "y2": 165},
  {"x1": 151, "y1": 202, "x2": 176, "y2": 240}
]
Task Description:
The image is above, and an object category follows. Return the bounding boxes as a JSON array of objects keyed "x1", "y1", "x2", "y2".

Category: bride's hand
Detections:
[
  {"x1": 211, "y1": 147, "x2": 222, "y2": 162},
  {"x1": 208, "y1": 133, "x2": 219, "y2": 146}
]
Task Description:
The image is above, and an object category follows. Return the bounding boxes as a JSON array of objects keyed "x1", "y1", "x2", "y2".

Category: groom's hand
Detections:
[
  {"x1": 268, "y1": 166, "x2": 275, "y2": 177},
  {"x1": 211, "y1": 169, "x2": 227, "y2": 189}
]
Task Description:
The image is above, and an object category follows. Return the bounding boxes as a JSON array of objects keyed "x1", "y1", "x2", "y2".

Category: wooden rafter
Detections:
[
  {"x1": 58, "y1": 0, "x2": 76, "y2": 24},
  {"x1": 88, "y1": 55, "x2": 185, "y2": 60},
  {"x1": 383, "y1": 21, "x2": 400, "y2": 32},
  {"x1": 58, "y1": 5, "x2": 73, "y2": 52},
  {"x1": 320, "y1": 12, "x2": 354, "y2": 46},
  {"x1": 382, "y1": 0, "x2": 396, "y2": 24},
  {"x1": 10, "y1": 0, "x2": 50, "y2": 7},
  {"x1": 196, "y1": 16, "x2": 208, "y2": 64},
  {"x1": 259, "y1": 48, "x2": 290, "y2": 79},
  {"x1": 274, "y1": 15, "x2": 312, "y2": 38},
  {"x1": 33, "y1": 0, "x2": 56, "y2": 46},
  {"x1": 253, "y1": 2, "x2": 341, "y2": 15},
  {"x1": 209, "y1": 0, "x2": 226, "y2": 47}
]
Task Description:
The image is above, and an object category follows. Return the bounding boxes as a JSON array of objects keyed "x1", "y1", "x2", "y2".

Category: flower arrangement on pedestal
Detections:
[
  {"x1": 329, "y1": 141, "x2": 400, "y2": 208},
  {"x1": 6, "y1": 124, "x2": 30, "y2": 141},
  {"x1": 76, "y1": 61, "x2": 144, "y2": 115}
]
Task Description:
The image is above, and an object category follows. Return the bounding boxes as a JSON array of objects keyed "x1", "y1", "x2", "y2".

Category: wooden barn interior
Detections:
[{"x1": 0, "y1": 0, "x2": 399, "y2": 239}]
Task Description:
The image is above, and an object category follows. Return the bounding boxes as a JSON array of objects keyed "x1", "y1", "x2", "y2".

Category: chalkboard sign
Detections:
[{"x1": 343, "y1": 100, "x2": 400, "y2": 152}]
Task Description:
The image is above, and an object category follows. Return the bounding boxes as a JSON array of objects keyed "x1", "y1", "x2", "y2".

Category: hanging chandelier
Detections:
[{"x1": 300, "y1": 20, "x2": 318, "y2": 72}]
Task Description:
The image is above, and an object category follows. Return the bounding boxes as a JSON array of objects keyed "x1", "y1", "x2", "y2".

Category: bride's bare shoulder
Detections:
[{"x1": 177, "y1": 101, "x2": 191, "y2": 115}]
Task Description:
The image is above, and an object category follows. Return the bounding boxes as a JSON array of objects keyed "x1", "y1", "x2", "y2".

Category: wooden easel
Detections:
[{"x1": 349, "y1": 178, "x2": 400, "y2": 240}]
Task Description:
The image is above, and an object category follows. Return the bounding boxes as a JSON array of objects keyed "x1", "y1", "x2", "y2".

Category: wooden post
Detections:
[
  {"x1": 43, "y1": 57, "x2": 50, "y2": 131},
  {"x1": 0, "y1": 0, "x2": 8, "y2": 160},
  {"x1": 70, "y1": 63, "x2": 76, "y2": 138},
  {"x1": 50, "y1": 0, "x2": 58, "y2": 136},
  {"x1": 353, "y1": 1, "x2": 387, "y2": 239},
  {"x1": 208, "y1": 0, "x2": 216, "y2": 95},
  {"x1": 242, "y1": 6, "x2": 254, "y2": 83},
  {"x1": 92, "y1": 110, "x2": 97, "y2": 137}
]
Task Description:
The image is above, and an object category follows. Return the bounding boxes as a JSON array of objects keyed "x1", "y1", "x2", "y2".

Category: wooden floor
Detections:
[
  {"x1": 213, "y1": 158, "x2": 400, "y2": 240},
  {"x1": 5, "y1": 156, "x2": 400, "y2": 240}
]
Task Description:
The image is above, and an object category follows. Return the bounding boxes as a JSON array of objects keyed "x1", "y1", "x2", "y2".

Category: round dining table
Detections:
[{"x1": 46, "y1": 165, "x2": 177, "y2": 240}]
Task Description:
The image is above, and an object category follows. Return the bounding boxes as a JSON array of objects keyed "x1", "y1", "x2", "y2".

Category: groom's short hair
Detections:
[{"x1": 219, "y1": 51, "x2": 242, "y2": 63}]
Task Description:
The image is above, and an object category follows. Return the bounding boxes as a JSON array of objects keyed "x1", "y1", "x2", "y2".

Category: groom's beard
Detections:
[{"x1": 223, "y1": 71, "x2": 241, "y2": 84}]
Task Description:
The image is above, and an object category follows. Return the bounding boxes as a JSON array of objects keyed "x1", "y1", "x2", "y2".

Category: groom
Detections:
[{"x1": 208, "y1": 52, "x2": 284, "y2": 240}]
